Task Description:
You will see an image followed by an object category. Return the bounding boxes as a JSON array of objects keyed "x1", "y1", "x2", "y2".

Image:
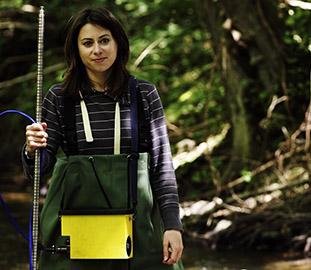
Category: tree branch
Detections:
[
  {"x1": 173, "y1": 124, "x2": 230, "y2": 169},
  {"x1": 0, "y1": 21, "x2": 34, "y2": 30},
  {"x1": 133, "y1": 37, "x2": 164, "y2": 69},
  {"x1": 285, "y1": 0, "x2": 311, "y2": 10}
]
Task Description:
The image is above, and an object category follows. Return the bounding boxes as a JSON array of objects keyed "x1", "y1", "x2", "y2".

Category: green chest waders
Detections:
[{"x1": 39, "y1": 77, "x2": 184, "y2": 270}]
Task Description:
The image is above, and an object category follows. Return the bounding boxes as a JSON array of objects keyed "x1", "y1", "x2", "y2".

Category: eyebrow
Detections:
[{"x1": 80, "y1": 34, "x2": 111, "y2": 41}]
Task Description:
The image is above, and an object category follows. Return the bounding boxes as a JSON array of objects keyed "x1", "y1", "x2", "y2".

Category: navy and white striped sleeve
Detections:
[
  {"x1": 22, "y1": 85, "x2": 63, "y2": 178},
  {"x1": 144, "y1": 83, "x2": 183, "y2": 231}
]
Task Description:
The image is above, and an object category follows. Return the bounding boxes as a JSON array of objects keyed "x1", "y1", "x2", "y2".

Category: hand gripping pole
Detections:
[{"x1": 32, "y1": 6, "x2": 44, "y2": 270}]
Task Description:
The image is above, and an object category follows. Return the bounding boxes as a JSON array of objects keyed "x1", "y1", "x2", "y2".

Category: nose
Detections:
[{"x1": 93, "y1": 42, "x2": 102, "y2": 55}]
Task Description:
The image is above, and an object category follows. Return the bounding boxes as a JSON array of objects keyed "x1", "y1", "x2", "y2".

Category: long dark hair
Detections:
[{"x1": 62, "y1": 7, "x2": 130, "y2": 98}]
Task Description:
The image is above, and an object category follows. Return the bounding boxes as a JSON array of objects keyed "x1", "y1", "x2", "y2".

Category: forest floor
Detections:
[{"x1": 181, "y1": 181, "x2": 311, "y2": 263}]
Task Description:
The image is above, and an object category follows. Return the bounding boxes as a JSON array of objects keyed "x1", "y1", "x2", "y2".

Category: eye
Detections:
[
  {"x1": 99, "y1": 38, "x2": 110, "y2": 45},
  {"x1": 82, "y1": 40, "x2": 93, "y2": 47}
]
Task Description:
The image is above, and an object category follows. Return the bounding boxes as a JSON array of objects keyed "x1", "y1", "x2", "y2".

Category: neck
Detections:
[
  {"x1": 92, "y1": 81, "x2": 107, "y2": 92},
  {"x1": 87, "y1": 70, "x2": 109, "y2": 92}
]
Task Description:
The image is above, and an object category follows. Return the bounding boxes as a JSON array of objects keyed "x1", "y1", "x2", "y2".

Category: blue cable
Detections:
[
  {"x1": 0, "y1": 109, "x2": 35, "y2": 123},
  {"x1": 0, "y1": 194, "x2": 28, "y2": 241},
  {"x1": 0, "y1": 109, "x2": 35, "y2": 270}
]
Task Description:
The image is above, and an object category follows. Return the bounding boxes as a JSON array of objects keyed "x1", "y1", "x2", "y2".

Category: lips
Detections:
[{"x1": 93, "y1": 57, "x2": 107, "y2": 63}]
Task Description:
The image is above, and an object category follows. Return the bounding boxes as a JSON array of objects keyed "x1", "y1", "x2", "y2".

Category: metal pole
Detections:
[{"x1": 32, "y1": 6, "x2": 44, "y2": 270}]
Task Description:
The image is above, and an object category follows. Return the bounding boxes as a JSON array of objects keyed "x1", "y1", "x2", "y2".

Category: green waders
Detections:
[{"x1": 39, "y1": 153, "x2": 184, "y2": 270}]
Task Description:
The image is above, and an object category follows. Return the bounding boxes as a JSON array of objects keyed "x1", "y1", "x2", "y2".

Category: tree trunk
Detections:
[{"x1": 197, "y1": 0, "x2": 287, "y2": 180}]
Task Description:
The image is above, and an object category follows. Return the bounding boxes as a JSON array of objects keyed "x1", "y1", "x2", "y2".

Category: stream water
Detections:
[{"x1": 1, "y1": 192, "x2": 310, "y2": 270}]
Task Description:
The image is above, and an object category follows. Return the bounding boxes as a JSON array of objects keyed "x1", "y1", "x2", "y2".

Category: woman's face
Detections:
[{"x1": 77, "y1": 23, "x2": 118, "y2": 84}]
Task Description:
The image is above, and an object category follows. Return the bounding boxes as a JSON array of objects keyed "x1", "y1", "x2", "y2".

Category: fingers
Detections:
[
  {"x1": 26, "y1": 122, "x2": 47, "y2": 132},
  {"x1": 163, "y1": 236, "x2": 169, "y2": 263},
  {"x1": 171, "y1": 244, "x2": 183, "y2": 264},
  {"x1": 162, "y1": 230, "x2": 184, "y2": 265},
  {"x1": 25, "y1": 122, "x2": 48, "y2": 154},
  {"x1": 163, "y1": 245, "x2": 182, "y2": 265}
]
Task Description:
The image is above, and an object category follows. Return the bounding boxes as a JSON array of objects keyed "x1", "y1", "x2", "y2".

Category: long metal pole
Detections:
[{"x1": 32, "y1": 6, "x2": 44, "y2": 270}]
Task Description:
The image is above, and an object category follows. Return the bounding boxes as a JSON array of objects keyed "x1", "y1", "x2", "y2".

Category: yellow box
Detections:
[{"x1": 61, "y1": 210, "x2": 133, "y2": 259}]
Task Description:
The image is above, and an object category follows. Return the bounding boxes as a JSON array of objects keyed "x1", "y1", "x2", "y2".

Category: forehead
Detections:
[{"x1": 78, "y1": 23, "x2": 112, "y2": 39}]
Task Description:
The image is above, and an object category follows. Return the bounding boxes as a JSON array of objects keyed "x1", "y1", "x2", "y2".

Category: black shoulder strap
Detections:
[
  {"x1": 129, "y1": 77, "x2": 139, "y2": 155},
  {"x1": 129, "y1": 76, "x2": 139, "y2": 210},
  {"x1": 64, "y1": 96, "x2": 78, "y2": 155}
]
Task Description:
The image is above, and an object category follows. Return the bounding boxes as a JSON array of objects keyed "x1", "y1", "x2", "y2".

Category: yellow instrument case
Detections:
[{"x1": 60, "y1": 209, "x2": 133, "y2": 259}]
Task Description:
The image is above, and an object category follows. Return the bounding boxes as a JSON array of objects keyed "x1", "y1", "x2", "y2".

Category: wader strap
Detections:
[
  {"x1": 128, "y1": 76, "x2": 138, "y2": 270},
  {"x1": 129, "y1": 76, "x2": 139, "y2": 209},
  {"x1": 64, "y1": 97, "x2": 78, "y2": 155}
]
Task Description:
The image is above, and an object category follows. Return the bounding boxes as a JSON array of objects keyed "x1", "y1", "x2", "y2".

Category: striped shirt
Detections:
[{"x1": 23, "y1": 79, "x2": 182, "y2": 231}]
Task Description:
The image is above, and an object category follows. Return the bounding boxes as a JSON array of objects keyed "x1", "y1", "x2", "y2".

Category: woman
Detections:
[{"x1": 23, "y1": 7, "x2": 183, "y2": 270}]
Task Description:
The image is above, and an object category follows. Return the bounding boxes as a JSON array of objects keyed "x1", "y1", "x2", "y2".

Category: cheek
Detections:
[
  {"x1": 78, "y1": 46, "x2": 88, "y2": 62},
  {"x1": 111, "y1": 45, "x2": 118, "y2": 61},
  {"x1": 78, "y1": 46, "x2": 87, "y2": 59}
]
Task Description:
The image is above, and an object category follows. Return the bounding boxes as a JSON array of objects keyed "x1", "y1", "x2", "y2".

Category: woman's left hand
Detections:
[{"x1": 162, "y1": 230, "x2": 183, "y2": 265}]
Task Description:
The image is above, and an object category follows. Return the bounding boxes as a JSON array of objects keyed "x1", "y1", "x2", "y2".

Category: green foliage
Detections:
[
  {"x1": 283, "y1": 7, "x2": 311, "y2": 51},
  {"x1": 125, "y1": 0, "x2": 224, "y2": 141},
  {"x1": 0, "y1": 0, "x2": 23, "y2": 9}
]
